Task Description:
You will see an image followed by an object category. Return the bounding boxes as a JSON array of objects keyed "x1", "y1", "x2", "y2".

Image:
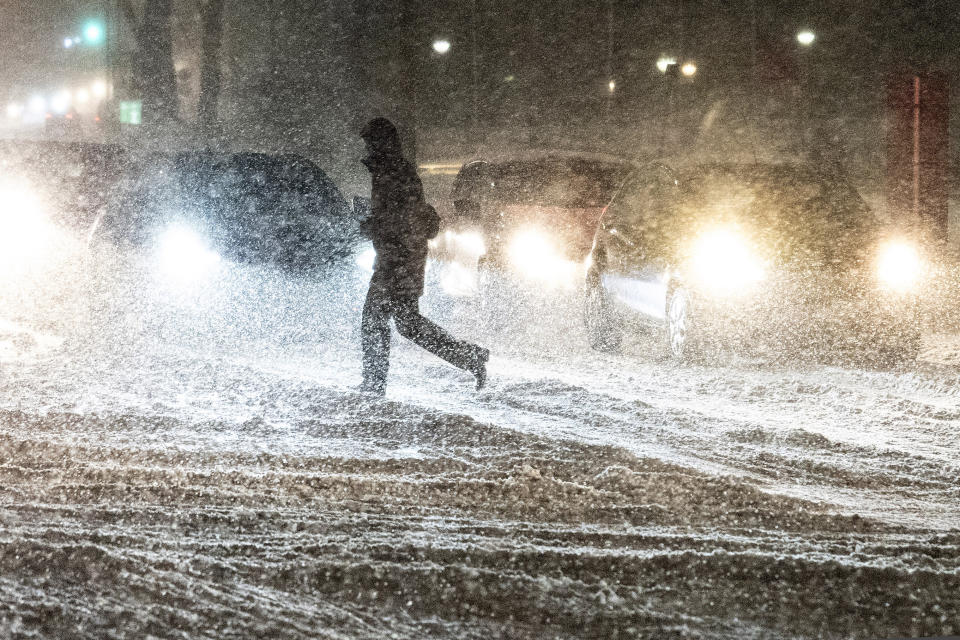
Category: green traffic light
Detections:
[{"x1": 83, "y1": 20, "x2": 105, "y2": 45}]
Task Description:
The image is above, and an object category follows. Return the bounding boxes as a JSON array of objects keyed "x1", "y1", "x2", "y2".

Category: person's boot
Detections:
[
  {"x1": 356, "y1": 379, "x2": 386, "y2": 397},
  {"x1": 471, "y1": 347, "x2": 490, "y2": 390}
]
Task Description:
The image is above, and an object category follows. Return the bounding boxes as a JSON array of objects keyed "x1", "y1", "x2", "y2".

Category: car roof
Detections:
[
  {"x1": 464, "y1": 150, "x2": 639, "y2": 170},
  {"x1": 674, "y1": 162, "x2": 835, "y2": 181}
]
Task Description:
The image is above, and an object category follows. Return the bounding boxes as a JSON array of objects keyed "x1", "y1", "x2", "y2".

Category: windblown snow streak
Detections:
[{"x1": 0, "y1": 264, "x2": 957, "y2": 639}]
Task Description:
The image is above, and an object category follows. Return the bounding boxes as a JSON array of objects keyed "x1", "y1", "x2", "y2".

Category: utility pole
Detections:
[
  {"x1": 605, "y1": 0, "x2": 614, "y2": 125},
  {"x1": 471, "y1": 0, "x2": 480, "y2": 143},
  {"x1": 885, "y1": 73, "x2": 950, "y2": 242},
  {"x1": 198, "y1": 0, "x2": 226, "y2": 135}
]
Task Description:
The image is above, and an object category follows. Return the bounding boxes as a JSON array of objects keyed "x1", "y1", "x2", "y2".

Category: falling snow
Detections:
[{"x1": 0, "y1": 252, "x2": 958, "y2": 638}]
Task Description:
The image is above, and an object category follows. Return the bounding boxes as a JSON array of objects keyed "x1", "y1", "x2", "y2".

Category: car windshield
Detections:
[{"x1": 491, "y1": 159, "x2": 625, "y2": 208}]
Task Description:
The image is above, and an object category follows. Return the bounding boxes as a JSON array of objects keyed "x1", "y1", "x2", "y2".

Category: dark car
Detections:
[
  {"x1": 444, "y1": 153, "x2": 628, "y2": 290},
  {"x1": 584, "y1": 162, "x2": 926, "y2": 363},
  {"x1": 91, "y1": 151, "x2": 359, "y2": 272}
]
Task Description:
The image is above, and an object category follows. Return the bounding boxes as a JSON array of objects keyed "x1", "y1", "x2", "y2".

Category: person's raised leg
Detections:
[{"x1": 393, "y1": 298, "x2": 489, "y2": 389}]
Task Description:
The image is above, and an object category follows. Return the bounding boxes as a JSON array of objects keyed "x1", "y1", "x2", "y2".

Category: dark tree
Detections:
[
  {"x1": 198, "y1": 0, "x2": 226, "y2": 131},
  {"x1": 122, "y1": 0, "x2": 179, "y2": 126}
]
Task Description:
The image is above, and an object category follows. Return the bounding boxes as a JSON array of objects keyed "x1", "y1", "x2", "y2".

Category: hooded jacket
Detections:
[{"x1": 361, "y1": 118, "x2": 432, "y2": 297}]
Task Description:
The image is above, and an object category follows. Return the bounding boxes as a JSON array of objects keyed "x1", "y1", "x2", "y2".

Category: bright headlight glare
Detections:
[
  {"x1": 445, "y1": 230, "x2": 486, "y2": 257},
  {"x1": 876, "y1": 240, "x2": 923, "y2": 292},
  {"x1": 156, "y1": 226, "x2": 221, "y2": 282},
  {"x1": 355, "y1": 244, "x2": 376, "y2": 274},
  {"x1": 0, "y1": 181, "x2": 55, "y2": 271},
  {"x1": 688, "y1": 228, "x2": 765, "y2": 295},
  {"x1": 507, "y1": 229, "x2": 579, "y2": 287},
  {"x1": 439, "y1": 261, "x2": 479, "y2": 297}
]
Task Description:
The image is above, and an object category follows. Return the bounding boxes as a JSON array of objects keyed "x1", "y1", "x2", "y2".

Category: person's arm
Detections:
[{"x1": 359, "y1": 210, "x2": 374, "y2": 238}]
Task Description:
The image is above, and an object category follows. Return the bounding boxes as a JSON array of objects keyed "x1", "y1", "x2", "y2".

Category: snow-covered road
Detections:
[{"x1": 0, "y1": 263, "x2": 958, "y2": 638}]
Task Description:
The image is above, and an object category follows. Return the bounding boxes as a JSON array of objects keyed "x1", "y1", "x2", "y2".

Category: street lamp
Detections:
[
  {"x1": 797, "y1": 30, "x2": 815, "y2": 46},
  {"x1": 432, "y1": 39, "x2": 451, "y2": 55},
  {"x1": 680, "y1": 62, "x2": 697, "y2": 77},
  {"x1": 83, "y1": 20, "x2": 105, "y2": 45}
]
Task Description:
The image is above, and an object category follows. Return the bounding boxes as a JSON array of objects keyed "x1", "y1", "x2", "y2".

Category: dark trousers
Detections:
[{"x1": 361, "y1": 281, "x2": 480, "y2": 389}]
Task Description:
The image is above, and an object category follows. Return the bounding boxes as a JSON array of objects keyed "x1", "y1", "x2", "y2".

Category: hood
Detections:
[{"x1": 360, "y1": 118, "x2": 403, "y2": 170}]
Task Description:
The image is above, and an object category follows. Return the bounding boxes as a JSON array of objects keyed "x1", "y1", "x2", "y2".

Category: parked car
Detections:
[
  {"x1": 90, "y1": 151, "x2": 361, "y2": 274},
  {"x1": 584, "y1": 162, "x2": 927, "y2": 363},
  {"x1": 442, "y1": 153, "x2": 629, "y2": 292}
]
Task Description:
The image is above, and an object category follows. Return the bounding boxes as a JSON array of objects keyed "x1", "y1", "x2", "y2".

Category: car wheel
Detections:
[
  {"x1": 666, "y1": 286, "x2": 692, "y2": 359},
  {"x1": 584, "y1": 276, "x2": 622, "y2": 353},
  {"x1": 475, "y1": 263, "x2": 502, "y2": 329}
]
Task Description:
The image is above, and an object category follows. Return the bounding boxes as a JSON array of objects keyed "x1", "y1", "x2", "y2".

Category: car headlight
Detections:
[
  {"x1": 876, "y1": 239, "x2": 924, "y2": 293},
  {"x1": 438, "y1": 261, "x2": 479, "y2": 297},
  {"x1": 506, "y1": 228, "x2": 580, "y2": 287},
  {"x1": 0, "y1": 180, "x2": 55, "y2": 272},
  {"x1": 687, "y1": 228, "x2": 765, "y2": 296},
  {"x1": 354, "y1": 243, "x2": 376, "y2": 274},
  {"x1": 155, "y1": 225, "x2": 221, "y2": 283},
  {"x1": 449, "y1": 230, "x2": 486, "y2": 257}
]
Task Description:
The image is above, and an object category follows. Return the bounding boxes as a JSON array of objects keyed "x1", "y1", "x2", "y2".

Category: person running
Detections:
[{"x1": 357, "y1": 117, "x2": 489, "y2": 396}]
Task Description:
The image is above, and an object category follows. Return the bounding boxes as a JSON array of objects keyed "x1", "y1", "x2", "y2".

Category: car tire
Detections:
[
  {"x1": 475, "y1": 262, "x2": 506, "y2": 333},
  {"x1": 584, "y1": 275, "x2": 622, "y2": 353},
  {"x1": 666, "y1": 285, "x2": 694, "y2": 360},
  {"x1": 665, "y1": 284, "x2": 722, "y2": 363}
]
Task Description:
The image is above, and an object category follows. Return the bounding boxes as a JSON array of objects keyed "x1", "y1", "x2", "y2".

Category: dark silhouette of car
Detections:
[
  {"x1": 446, "y1": 153, "x2": 628, "y2": 290},
  {"x1": 584, "y1": 162, "x2": 925, "y2": 364},
  {"x1": 90, "y1": 151, "x2": 360, "y2": 272}
]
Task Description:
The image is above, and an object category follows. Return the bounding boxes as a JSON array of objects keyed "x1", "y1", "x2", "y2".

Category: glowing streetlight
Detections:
[
  {"x1": 680, "y1": 62, "x2": 697, "y2": 77},
  {"x1": 63, "y1": 37, "x2": 75, "y2": 48},
  {"x1": 91, "y1": 80, "x2": 107, "y2": 98},
  {"x1": 608, "y1": 79, "x2": 616, "y2": 93},
  {"x1": 432, "y1": 39, "x2": 451, "y2": 54},
  {"x1": 656, "y1": 57, "x2": 677, "y2": 73},
  {"x1": 83, "y1": 20, "x2": 105, "y2": 45},
  {"x1": 797, "y1": 30, "x2": 815, "y2": 46}
]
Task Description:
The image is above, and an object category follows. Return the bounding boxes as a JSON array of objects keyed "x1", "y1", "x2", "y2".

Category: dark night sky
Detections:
[
  {"x1": 0, "y1": 1, "x2": 104, "y2": 91},
  {"x1": 2, "y1": 0, "x2": 957, "y2": 185},
  {"x1": 5, "y1": 0, "x2": 957, "y2": 101}
]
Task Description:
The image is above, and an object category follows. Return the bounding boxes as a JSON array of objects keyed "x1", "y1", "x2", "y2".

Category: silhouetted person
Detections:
[{"x1": 358, "y1": 117, "x2": 489, "y2": 396}]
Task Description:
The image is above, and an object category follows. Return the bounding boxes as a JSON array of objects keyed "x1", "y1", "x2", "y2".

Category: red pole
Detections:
[
  {"x1": 886, "y1": 72, "x2": 950, "y2": 242},
  {"x1": 912, "y1": 76, "x2": 920, "y2": 220}
]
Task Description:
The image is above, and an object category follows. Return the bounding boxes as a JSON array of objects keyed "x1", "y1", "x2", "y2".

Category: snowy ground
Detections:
[{"x1": 0, "y1": 254, "x2": 958, "y2": 639}]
